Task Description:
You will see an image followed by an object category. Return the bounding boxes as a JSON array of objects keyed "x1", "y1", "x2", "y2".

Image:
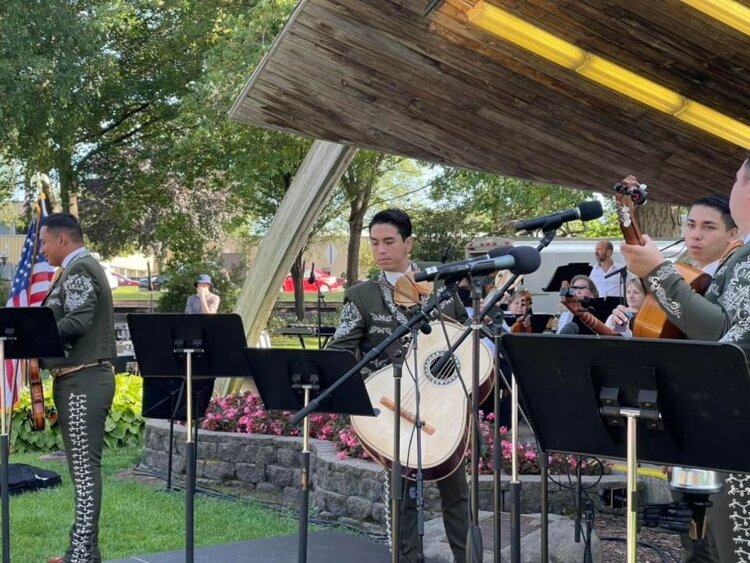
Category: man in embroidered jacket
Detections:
[
  {"x1": 39, "y1": 213, "x2": 116, "y2": 563},
  {"x1": 619, "y1": 156, "x2": 750, "y2": 563},
  {"x1": 328, "y1": 209, "x2": 470, "y2": 563}
]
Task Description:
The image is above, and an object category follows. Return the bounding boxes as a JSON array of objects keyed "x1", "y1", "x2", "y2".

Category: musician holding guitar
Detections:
[
  {"x1": 39, "y1": 213, "x2": 116, "y2": 563},
  {"x1": 327, "y1": 209, "x2": 471, "y2": 563},
  {"x1": 617, "y1": 162, "x2": 750, "y2": 563}
]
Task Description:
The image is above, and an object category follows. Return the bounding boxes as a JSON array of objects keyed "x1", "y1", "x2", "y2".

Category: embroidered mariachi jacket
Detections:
[
  {"x1": 326, "y1": 270, "x2": 468, "y2": 378},
  {"x1": 40, "y1": 253, "x2": 116, "y2": 369},
  {"x1": 644, "y1": 242, "x2": 750, "y2": 561},
  {"x1": 644, "y1": 242, "x2": 750, "y2": 359}
]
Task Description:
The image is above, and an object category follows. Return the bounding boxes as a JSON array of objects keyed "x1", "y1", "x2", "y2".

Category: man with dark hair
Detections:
[
  {"x1": 617, "y1": 155, "x2": 750, "y2": 563},
  {"x1": 39, "y1": 212, "x2": 116, "y2": 563},
  {"x1": 328, "y1": 208, "x2": 470, "y2": 563},
  {"x1": 685, "y1": 194, "x2": 739, "y2": 275}
]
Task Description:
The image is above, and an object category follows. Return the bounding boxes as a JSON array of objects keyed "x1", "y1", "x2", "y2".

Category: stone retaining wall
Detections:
[{"x1": 140, "y1": 419, "x2": 629, "y2": 532}]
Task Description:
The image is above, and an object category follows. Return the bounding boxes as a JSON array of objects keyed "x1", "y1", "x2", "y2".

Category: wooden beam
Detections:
[{"x1": 215, "y1": 140, "x2": 358, "y2": 396}]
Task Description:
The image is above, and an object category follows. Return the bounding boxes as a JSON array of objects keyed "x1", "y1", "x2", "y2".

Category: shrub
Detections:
[
  {"x1": 201, "y1": 393, "x2": 611, "y2": 475},
  {"x1": 10, "y1": 373, "x2": 145, "y2": 453}
]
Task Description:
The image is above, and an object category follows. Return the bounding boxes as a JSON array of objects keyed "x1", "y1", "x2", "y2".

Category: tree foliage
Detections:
[{"x1": 429, "y1": 167, "x2": 619, "y2": 238}]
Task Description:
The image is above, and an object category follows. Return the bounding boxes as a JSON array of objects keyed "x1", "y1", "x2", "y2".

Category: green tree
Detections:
[
  {"x1": 0, "y1": 0, "x2": 239, "y2": 211},
  {"x1": 430, "y1": 168, "x2": 608, "y2": 237}
]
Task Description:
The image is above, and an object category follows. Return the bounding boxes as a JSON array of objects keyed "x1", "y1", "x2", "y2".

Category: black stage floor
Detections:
[{"x1": 107, "y1": 531, "x2": 391, "y2": 563}]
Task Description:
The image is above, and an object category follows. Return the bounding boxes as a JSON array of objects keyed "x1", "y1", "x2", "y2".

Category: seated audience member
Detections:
[
  {"x1": 557, "y1": 275, "x2": 598, "y2": 333},
  {"x1": 605, "y1": 277, "x2": 645, "y2": 332}
]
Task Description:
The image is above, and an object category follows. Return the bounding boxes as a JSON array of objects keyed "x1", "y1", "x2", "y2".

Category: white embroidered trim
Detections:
[
  {"x1": 333, "y1": 301, "x2": 362, "y2": 340},
  {"x1": 646, "y1": 263, "x2": 683, "y2": 319},
  {"x1": 727, "y1": 473, "x2": 750, "y2": 561},
  {"x1": 64, "y1": 273, "x2": 96, "y2": 311},
  {"x1": 68, "y1": 393, "x2": 96, "y2": 563}
]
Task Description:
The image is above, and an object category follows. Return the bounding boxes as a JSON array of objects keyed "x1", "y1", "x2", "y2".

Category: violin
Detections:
[
  {"x1": 27, "y1": 359, "x2": 46, "y2": 431},
  {"x1": 560, "y1": 285, "x2": 618, "y2": 336},
  {"x1": 614, "y1": 177, "x2": 711, "y2": 339},
  {"x1": 510, "y1": 311, "x2": 532, "y2": 333}
]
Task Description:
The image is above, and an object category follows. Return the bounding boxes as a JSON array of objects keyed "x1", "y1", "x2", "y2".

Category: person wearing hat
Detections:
[
  {"x1": 185, "y1": 274, "x2": 220, "y2": 314},
  {"x1": 0, "y1": 251, "x2": 15, "y2": 295}
]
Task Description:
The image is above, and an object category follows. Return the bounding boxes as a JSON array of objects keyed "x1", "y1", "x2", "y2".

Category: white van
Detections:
[{"x1": 467, "y1": 237, "x2": 685, "y2": 314}]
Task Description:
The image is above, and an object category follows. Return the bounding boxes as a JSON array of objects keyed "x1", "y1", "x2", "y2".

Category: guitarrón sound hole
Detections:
[{"x1": 423, "y1": 351, "x2": 460, "y2": 386}]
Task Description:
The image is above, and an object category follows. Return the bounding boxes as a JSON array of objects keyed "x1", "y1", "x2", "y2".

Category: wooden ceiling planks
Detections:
[{"x1": 230, "y1": 0, "x2": 750, "y2": 205}]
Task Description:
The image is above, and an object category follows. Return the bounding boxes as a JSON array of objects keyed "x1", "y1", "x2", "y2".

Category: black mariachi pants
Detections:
[
  {"x1": 400, "y1": 465, "x2": 470, "y2": 563},
  {"x1": 53, "y1": 365, "x2": 115, "y2": 563}
]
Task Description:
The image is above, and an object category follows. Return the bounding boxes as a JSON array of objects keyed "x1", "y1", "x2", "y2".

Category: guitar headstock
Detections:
[{"x1": 613, "y1": 175, "x2": 649, "y2": 246}]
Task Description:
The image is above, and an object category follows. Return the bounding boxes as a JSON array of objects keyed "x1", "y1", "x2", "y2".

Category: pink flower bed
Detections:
[{"x1": 201, "y1": 392, "x2": 609, "y2": 475}]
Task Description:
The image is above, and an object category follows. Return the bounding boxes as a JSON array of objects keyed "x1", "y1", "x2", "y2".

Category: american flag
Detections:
[{"x1": 3, "y1": 197, "x2": 56, "y2": 407}]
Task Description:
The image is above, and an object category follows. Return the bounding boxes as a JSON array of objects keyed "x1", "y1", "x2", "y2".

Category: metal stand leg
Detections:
[
  {"x1": 183, "y1": 350, "x2": 196, "y2": 563},
  {"x1": 389, "y1": 354, "x2": 404, "y2": 563},
  {"x1": 467, "y1": 281, "x2": 484, "y2": 563},
  {"x1": 298, "y1": 386, "x2": 313, "y2": 563},
  {"x1": 0, "y1": 340, "x2": 11, "y2": 563},
  {"x1": 510, "y1": 375, "x2": 520, "y2": 563},
  {"x1": 540, "y1": 449, "x2": 548, "y2": 563},
  {"x1": 627, "y1": 415, "x2": 638, "y2": 563}
]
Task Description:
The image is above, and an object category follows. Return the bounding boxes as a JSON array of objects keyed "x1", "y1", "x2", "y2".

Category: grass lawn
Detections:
[
  {"x1": 9, "y1": 447, "x2": 298, "y2": 561},
  {"x1": 277, "y1": 290, "x2": 344, "y2": 303},
  {"x1": 112, "y1": 286, "x2": 161, "y2": 302}
]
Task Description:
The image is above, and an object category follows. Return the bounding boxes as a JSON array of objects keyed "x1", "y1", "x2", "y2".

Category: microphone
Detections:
[
  {"x1": 558, "y1": 322, "x2": 580, "y2": 335},
  {"x1": 413, "y1": 246, "x2": 541, "y2": 283},
  {"x1": 308, "y1": 263, "x2": 316, "y2": 284},
  {"x1": 514, "y1": 201, "x2": 603, "y2": 232}
]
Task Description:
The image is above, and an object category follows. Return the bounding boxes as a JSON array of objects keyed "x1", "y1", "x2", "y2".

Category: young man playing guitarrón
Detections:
[{"x1": 327, "y1": 208, "x2": 470, "y2": 563}]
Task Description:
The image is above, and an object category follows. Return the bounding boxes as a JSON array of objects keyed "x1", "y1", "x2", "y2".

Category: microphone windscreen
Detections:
[
  {"x1": 558, "y1": 322, "x2": 580, "y2": 335},
  {"x1": 508, "y1": 246, "x2": 541, "y2": 275},
  {"x1": 579, "y1": 200, "x2": 604, "y2": 221},
  {"x1": 487, "y1": 245, "x2": 513, "y2": 258}
]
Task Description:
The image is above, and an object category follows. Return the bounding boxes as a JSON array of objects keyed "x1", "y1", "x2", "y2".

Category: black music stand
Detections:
[
  {"x1": 0, "y1": 307, "x2": 64, "y2": 563},
  {"x1": 127, "y1": 313, "x2": 248, "y2": 563},
  {"x1": 542, "y1": 263, "x2": 592, "y2": 292},
  {"x1": 245, "y1": 348, "x2": 376, "y2": 563},
  {"x1": 500, "y1": 333, "x2": 750, "y2": 563},
  {"x1": 142, "y1": 377, "x2": 215, "y2": 491}
]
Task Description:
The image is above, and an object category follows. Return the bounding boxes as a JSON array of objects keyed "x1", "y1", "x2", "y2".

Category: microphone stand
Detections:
[
  {"x1": 431, "y1": 231, "x2": 557, "y2": 379},
  {"x1": 466, "y1": 276, "x2": 485, "y2": 563},
  {"x1": 410, "y1": 321, "x2": 429, "y2": 563}
]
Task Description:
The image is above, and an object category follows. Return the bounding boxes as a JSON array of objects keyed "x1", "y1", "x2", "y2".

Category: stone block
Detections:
[
  {"x1": 196, "y1": 440, "x2": 217, "y2": 460},
  {"x1": 371, "y1": 502, "x2": 387, "y2": 524},
  {"x1": 202, "y1": 460, "x2": 235, "y2": 480},
  {"x1": 266, "y1": 465, "x2": 293, "y2": 487},
  {"x1": 236, "y1": 463, "x2": 266, "y2": 483},
  {"x1": 357, "y1": 477, "x2": 383, "y2": 502},
  {"x1": 323, "y1": 491, "x2": 348, "y2": 515},
  {"x1": 277, "y1": 447, "x2": 300, "y2": 467},
  {"x1": 347, "y1": 496, "x2": 373, "y2": 520}
]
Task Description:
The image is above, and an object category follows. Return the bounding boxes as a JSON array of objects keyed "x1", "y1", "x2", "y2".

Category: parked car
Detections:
[
  {"x1": 281, "y1": 268, "x2": 344, "y2": 293},
  {"x1": 138, "y1": 274, "x2": 170, "y2": 291},
  {"x1": 114, "y1": 273, "x2": 139, "y2": 287},
  {"x1": 101, "y1": 264, "x2": 119, "y2": 291}
]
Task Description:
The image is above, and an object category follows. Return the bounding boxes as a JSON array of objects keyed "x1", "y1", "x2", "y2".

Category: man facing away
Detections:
[
  {"x1": 39, "y1": 213, "x2": 116, "y2": 563},
  {"x1": 616, "y1": 157, "x2": 750, "y2": 563},
  {"x1": 327, "y1": 208, "x2": 470, "y2": 563},
  {"x1": 590, "y1": 239, "x2": 624, "y2": 298}
]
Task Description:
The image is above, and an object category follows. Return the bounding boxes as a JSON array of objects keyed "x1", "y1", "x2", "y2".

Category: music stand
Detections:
[
  {"x1": 0, "y1": 307, "x2": 64, "y2": 563},
  {"x1": 245, "y1": 348, "x2": 376, "y2": 563},
  {"x1": 500, "y1": 333, "x2": 750, "y2": 563},
  {"x1": 142, "y1": 377, "x2": 215, "y2": 490},
  {"x1": 542, "y1": 263, "x2": 592, "y2": 292},
  {"x1": 127, "y1": 313, "x2": 248, "y2": 563}
]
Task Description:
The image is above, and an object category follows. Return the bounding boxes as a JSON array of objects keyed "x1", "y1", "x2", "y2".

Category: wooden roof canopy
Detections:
[{"x1": 230, "y1": 0, "x2": 750, "y2": 205}]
